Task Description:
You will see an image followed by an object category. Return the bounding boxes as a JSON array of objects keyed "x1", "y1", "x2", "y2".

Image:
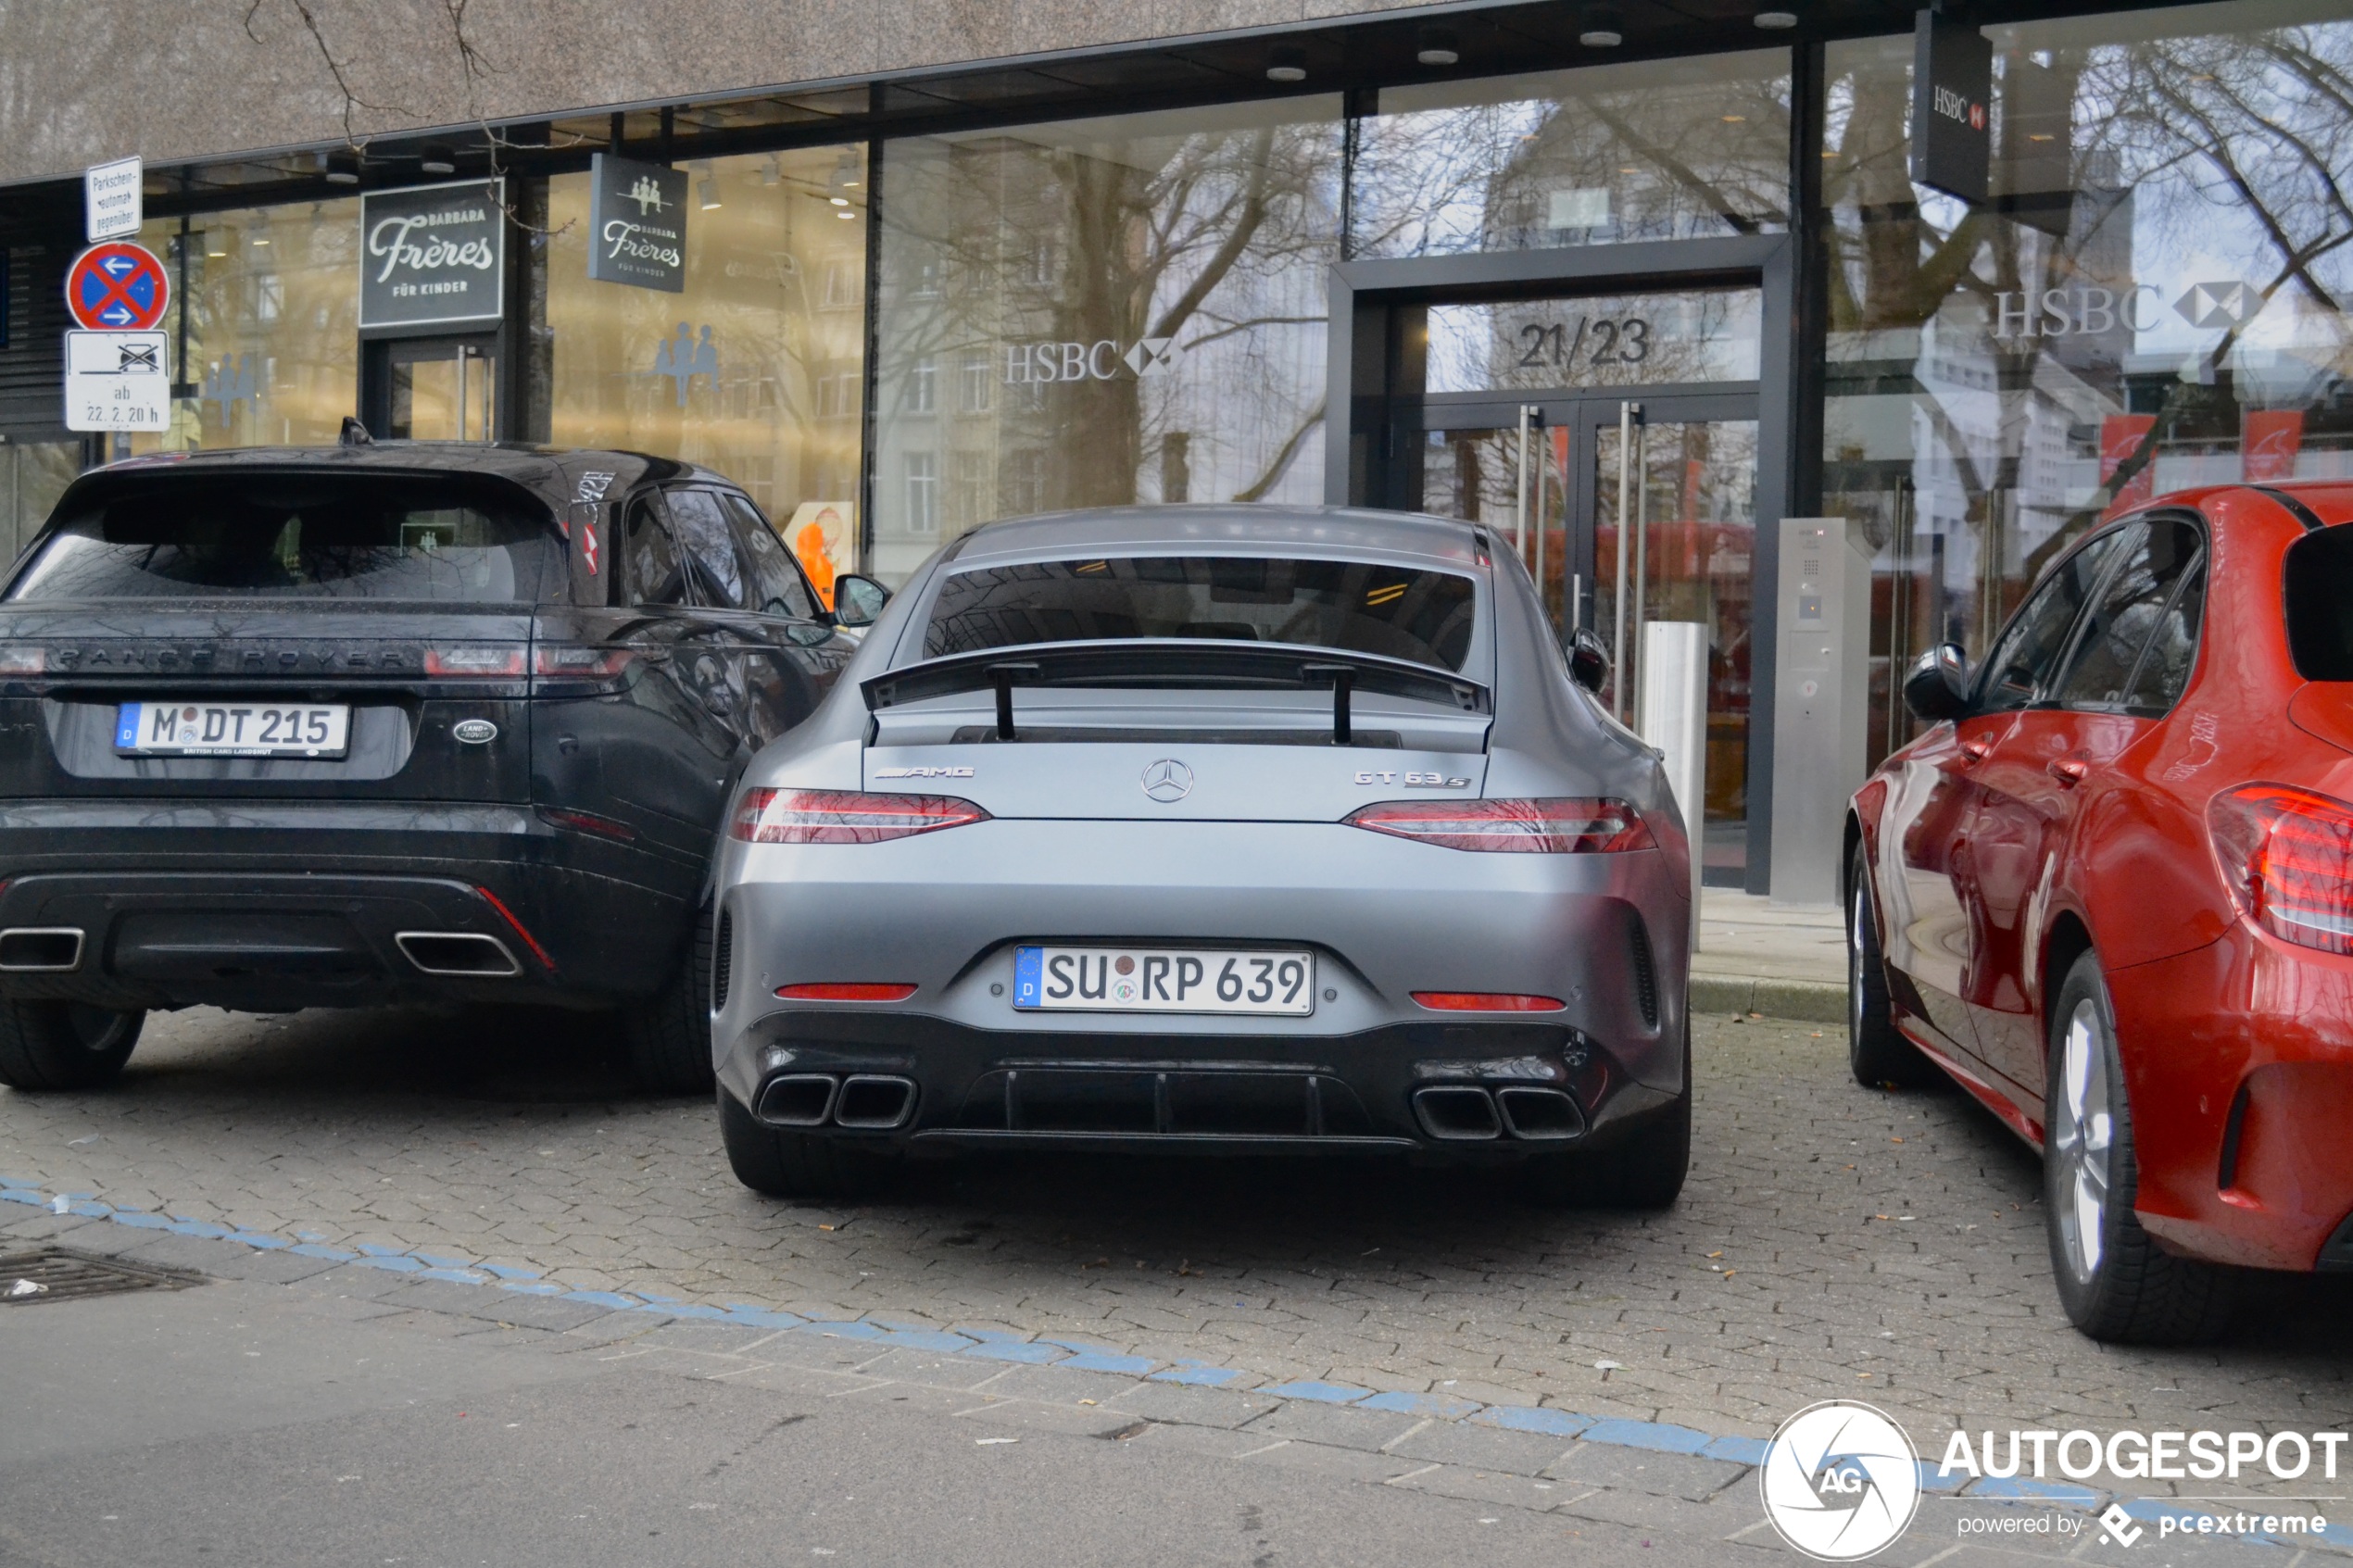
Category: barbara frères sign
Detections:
[
  {"x1": 359, "y1": 180, "x2": 505, "y2": 329},
  {"x1": 587, "y1": 154, "x2": 687, "y2": 293},
  {"x1": 1909, "y1": 12, "x2": 1991, "y2": 204}
]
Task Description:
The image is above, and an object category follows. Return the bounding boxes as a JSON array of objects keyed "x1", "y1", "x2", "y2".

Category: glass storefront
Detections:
[
  {"x1": 129, "y1": 198, "x2": 364, "y2": 455},
  {"x1": 545, "y1": 146, "x2": 868, "y2": 600},
  {"x1": 869, "y1": 99, "x2": 1342, "y2": 580},
  {"x1": 1823, "y1": 0, "x2": 2353, "y2": 765},
  {"x1": 10, "y1": 0, "x2": 2345, "y2": 890}
]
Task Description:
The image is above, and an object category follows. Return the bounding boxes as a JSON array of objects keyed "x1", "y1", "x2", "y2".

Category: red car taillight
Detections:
[
  {"x1": 775, "y1": 982, "x2": 918, "y2": 1001},
  {"x1": 424, "y1": 645, "x2": 526, "y2": 677},
  {"x1": 2208, "y1": 784, "x2": 2353, "y2": 955},
  {"x1": 730, "y1": 787, "x2": 990, "y2": 845},
  {"x1": 533, "y1": 645, "x2": 636, "y2": 679},
  {"x1": 1344, "y1": 797, "x2": 1655, "y2": 854},
  {"x1": 1411, "y1": 991, "x2": 1567, "y2": 1011}
]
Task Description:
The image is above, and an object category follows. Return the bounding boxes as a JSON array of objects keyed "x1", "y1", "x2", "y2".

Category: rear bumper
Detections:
[
  {"x1": 711, "y1": 818, "x2": 1691, "y2": 1160},
  {"x1": 0, "y1": 800, "x2": 698, "y2": 1011},
  {"x1": 2112, "y1": 924, "x2": 2353, "y2": 1273},
  {"x1": 717, "y1": 1009, "x2": 1679, "y2": 1160}
]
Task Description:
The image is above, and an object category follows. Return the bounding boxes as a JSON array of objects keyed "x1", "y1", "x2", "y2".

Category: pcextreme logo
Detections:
[{"x1": 1759, "y1": 1401, "x2": 1923, "y2": 1562}]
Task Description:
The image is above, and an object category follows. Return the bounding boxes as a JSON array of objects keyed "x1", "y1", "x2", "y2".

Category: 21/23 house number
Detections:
[{"x1": 1516, "y1": 315, "x2": 1653, "y2": 370}]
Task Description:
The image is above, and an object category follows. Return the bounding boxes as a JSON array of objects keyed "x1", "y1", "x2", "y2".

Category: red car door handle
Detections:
[
  {"x1": 1959, "y1": 739, "x2": 1992, "y2": 762},
  {"x1": 2048, "y1": 759, "x2": 2088, "y2": 786}
]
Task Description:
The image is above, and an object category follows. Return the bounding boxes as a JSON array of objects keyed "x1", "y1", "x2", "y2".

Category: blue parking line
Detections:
[{"x1": 5, "y1": 1174, "x2": 1829, "y2": 1470}]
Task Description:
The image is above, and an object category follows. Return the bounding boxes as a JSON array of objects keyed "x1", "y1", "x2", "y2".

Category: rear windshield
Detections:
[
  {"x1": 7, "y1": 473, "x2": 560, "y2": 604},
  {"x1": 924, "y1": 556, "x2": 1479, "y2": 671},
  {"x1": 2287, "y1": 525, "x2": 2353, "y2": 679}
]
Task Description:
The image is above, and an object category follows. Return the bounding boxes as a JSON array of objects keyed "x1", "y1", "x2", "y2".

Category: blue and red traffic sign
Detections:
[{"x1": 65, "y1": 241, "x2": 170, "y2": 331}]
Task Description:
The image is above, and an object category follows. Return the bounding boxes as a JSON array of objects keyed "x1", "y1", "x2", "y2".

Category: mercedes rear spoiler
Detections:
[{"x1": 861, "y1": 640, "x2": 1490, "y2": 745}]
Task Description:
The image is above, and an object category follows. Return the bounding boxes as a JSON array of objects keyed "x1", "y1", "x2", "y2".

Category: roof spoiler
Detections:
[{"x1": 862, "y1": 640, "x2": 1490, "y2": 743}]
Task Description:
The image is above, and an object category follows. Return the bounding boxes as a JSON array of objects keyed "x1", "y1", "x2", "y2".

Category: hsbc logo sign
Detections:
[
  {"x1": 1931, "y1": 84, "x2": 1985, "y2": 132},
  {"x1": 1992, "y1": 280, "x2": 2264, "y2": 340},
  {"x1": 1005, "y1": 336, "x2": 1180, "y2": 384}
]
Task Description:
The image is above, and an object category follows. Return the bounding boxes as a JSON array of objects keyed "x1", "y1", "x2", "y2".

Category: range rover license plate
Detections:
[{"x1": 115, "y1": 701, "x2": 350, "y2": 759}]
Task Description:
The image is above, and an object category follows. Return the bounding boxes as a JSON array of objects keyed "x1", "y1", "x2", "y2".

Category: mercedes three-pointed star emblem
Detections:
[{"x1": 1140, "y1": 758, "x2": 1193, "y2": 803}]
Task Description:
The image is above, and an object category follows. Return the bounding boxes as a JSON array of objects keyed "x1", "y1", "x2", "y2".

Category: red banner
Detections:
[
  {"x1": 2244, "y1": 409, "x2": 2306, "y2": 483},
  {"x1": 2099, "y1": 414, "x2": 2157, "y2": 519}
]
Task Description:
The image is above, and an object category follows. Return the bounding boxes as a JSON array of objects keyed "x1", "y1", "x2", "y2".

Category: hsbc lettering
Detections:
[
  {"x1": 1004, "y1": 335, "x2": 1179, "y2": 384},
  {"x1": 1932, "y1": 84, "x2": 1970, "y2": 123},
  {"x1": 1994, "y1": 285, "x2": 2165, "y2": 339}
]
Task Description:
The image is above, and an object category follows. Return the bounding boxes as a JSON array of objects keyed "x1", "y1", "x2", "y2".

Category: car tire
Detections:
[
  {"x1": 1848, "y1": 842, "x2": 1938, "y2": 1089},
  {"x1": 2044, "y1": 951, "x2": 2234, "y2": 1344},
  {"x1": 0, "y1": 1000, "x2": 144, "y2": 1091},
  {"x1": 624, "y1": 908, "x2": 717, "y2": 1096},
  {"x1": 1523, "y1": 1033, "x2": 1691, "y2": 1210},
  {"x1": 719, "y1": 1086, "x2": 899, "y2": 1200}
]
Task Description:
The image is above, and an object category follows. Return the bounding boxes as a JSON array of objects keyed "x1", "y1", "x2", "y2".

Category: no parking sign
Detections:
[{"x1": 65, "y1": 242, "x2": 170, "y2": 331}]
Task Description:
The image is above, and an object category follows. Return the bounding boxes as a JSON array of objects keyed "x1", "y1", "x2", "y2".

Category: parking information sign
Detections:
[
  {"x1": 65, "y1": 241, "x2": 170, "y2": 331},
  {"x1": 64, "y1": 329, "x2": 170, "y2": 432},
  {"x1": 84, "y1": 156, "x2": 143, "y2": 241}
]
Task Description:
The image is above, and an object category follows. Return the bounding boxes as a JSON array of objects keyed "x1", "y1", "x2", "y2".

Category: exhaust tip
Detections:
[
  {"x1": 394, "y1": 932, "x2": 522, "y2": 977},
  {"x1": 1496, "y1": 1086, "x2": 1586, "y2": 1140},
  {"x1": 834, "y1": 1074, "x2": 916, "y2": 1130},
  {"x1": 0, "y1": 928, "x2": 83, "y2": 972},
  {"x1": 757, "y1": 1073, "x2": 837, "y2": 1127},
  {"x1": 1412, "y1": 1085, "x2": 1502, "y2": 1140}
]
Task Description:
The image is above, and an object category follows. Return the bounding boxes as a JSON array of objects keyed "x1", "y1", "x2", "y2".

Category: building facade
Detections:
[{"x1": 1, "y1": 0, "x2": 2347, "y2": 892}]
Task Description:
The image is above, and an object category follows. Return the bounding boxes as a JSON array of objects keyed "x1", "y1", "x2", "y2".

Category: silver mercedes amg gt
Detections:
[{"x1": 708, "y1": 505, "x2": 1692, "y2": 1205}]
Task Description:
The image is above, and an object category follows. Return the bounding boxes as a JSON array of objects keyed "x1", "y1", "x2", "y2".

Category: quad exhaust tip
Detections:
[
  {"x1": 0, "y1": 928, "x2": 83, "y2": 972},
  {"x1": 756, "y1": 1072, "x2": 918, "y2": 1130},
  {"x1": 1414, "y1": 1084, "x2": 1587, "y2": 1141},
  {"x1": 394, "y1": 931, "x2": 522, "y2": 978}
]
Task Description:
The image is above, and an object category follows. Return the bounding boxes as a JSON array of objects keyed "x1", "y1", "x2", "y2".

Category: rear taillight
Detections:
[
  {"x1": 1345, "y1": 797, "x2": 1655, "y2": 853},
  {"x1": 2209, "y1": 783, "x2": 2353, "y2": 955},
  {"x1": 731, "y1": 787, "x2": 990, "y2": 845},
  {"x1": 424, "y1": 646, "x2": 525, "y2": 677},
  {"x1": 533, "y1": 645, "x2": 635, "y2": 678},
  {"x1": 1411, "y1": 991, "x2": 1567, "y2": 1011},
  {"x1": 775, "y1": 982, "x2": 918, "y2": 1001}
]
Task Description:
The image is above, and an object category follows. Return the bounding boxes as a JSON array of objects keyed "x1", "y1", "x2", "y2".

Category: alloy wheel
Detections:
[
  {"x1": 2049, "y1": 997, "x2": 2113, "y2": 1284},
  {"x1": 1849, "y1": 883, "x2": 1868, "y2": 1038}
]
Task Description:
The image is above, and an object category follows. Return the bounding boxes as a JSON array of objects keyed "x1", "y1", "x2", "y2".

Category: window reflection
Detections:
[
  {"x1": 1825, "y1": 3, "x2": 2353, "y2": 765},
  {"x1": 872, "y1": 99, "x2": 1343, "y2": 583},
  {"x1": 1351, "y1": 52, "x2": 1792, "y2": 258}
]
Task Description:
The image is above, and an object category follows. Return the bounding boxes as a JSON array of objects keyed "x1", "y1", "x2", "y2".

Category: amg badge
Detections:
[{"x1": 875, "y1": 765, "x2": 975, "y2": 779}]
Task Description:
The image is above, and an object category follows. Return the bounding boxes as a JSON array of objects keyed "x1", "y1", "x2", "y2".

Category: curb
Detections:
[{"x1": 1690, "y1": 975, "x2": 1845, "y2": 1023}]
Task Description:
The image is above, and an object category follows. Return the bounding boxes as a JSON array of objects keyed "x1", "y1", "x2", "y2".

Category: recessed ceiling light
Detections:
[
  {"x1": 1266, "y1": 45, "x2": 1308, "y2": 82},
  {"x1": 1722, "y1": 114, "x2": 1747, "y2": 123},
  {"x1": 829, "y1": 195, "x2": 849, "y2": 207},
  {"x1": 1416, "y1": 26, "x2": 1460, "y2": 66},
  {"x1": 1578, "y1": 6, "x2": 1623, "y2": 46},
  {"x1": 323, "y1": 152, "x2": 361, "y2": 185},
  {"x1": 1755, "y1": 10, "x2": 1798, "y2": 28},
  {"x1": 699, "y1": 178, "x2": 722, "y2": 209},
  {"x1": 419, "y1": 144, "x2": 457, "y2": 175},
  {"x1": 835, "y1": 208, "x2": 856, "y2": 220}
]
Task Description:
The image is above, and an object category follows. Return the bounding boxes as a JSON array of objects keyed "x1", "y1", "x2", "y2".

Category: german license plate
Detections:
[
  {"x1": 115, "y1": 700, "x2": 350, "y2": 759},
  {"x1": 1013, "y1": 946, "x2": 1315, "y2": 1015}
]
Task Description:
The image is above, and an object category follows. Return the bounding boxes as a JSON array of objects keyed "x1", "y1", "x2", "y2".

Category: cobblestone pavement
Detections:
[{"x1": 1, "y1": 1004, "x2": 2347, "y2": 1467}]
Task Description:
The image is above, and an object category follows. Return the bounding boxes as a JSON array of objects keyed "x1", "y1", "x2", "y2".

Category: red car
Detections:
[{"x1": 1846, "y1": 481, "x2": 2353, "y2": 1344}]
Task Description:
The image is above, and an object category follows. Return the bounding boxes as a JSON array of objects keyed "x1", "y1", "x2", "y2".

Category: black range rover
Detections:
[{"x1": 0, "y1": 441, "x2": 881, "y2": 1093}]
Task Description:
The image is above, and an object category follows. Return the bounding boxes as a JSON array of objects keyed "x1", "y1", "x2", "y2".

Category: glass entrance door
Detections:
[
  {"x1": 1415, "y1": 403, "x2": 1756, "y2": 884},
  {"x1": 362, "y1": 336, "x2": 497, "y2": 441}
]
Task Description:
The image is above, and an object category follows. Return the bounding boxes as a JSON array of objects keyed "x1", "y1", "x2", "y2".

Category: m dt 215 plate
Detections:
[
  {"x1": 115, "y1": 701, "x2": 350, "y2": 758},
  {"x1": 1013, "y1": 946, "x2": 1315, "y2": 1015}
]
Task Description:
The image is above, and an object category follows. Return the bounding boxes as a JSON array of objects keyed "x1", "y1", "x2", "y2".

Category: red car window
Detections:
[{"x1": 2053, "y1": 517, "x2": 2203, "y2": 709}]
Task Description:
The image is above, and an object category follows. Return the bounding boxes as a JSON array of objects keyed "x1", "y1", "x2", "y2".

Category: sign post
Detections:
[
  {"x1": 587, "y1": 154, "x2": 687, "y2": 293},
  {"x1": 64, "y1": 330, "x2": 170, "y2": 433},
  {"x1": 1909, "y1": 11, "x2": 1992, "y2": 204},
  {"x1": 358, "y1": 180, "x2": 506, "y2": 330},
  {"x1": 83, "y1": 156, "x2": 142, "y2": 243}
]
